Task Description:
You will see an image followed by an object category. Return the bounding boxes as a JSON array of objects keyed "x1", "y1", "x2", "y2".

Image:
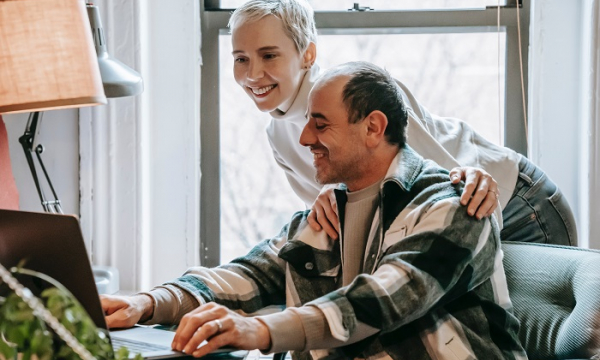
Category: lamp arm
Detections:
[
  {"x1": 35, "y1": 144, "x2": 63, "y2": 214},
  {"x1": 18, "y1": 112, "x2": 63, "y2": 214}
]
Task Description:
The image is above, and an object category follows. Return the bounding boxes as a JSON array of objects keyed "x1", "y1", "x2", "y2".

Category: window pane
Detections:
[
  {"x1": 217, "y1": 0, "x2": 506, "y2": 10},
  {"x1": 219, "y1": 31, "x2": 505, "y2": 264},
  {"x1": 317, "y1": 32, "x2": 506, "y2": 145}
]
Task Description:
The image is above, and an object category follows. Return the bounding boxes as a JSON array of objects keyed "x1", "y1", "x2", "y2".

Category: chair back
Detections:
[{"x1": 503, "y1": 242, "x2": 600, "y2": 359}]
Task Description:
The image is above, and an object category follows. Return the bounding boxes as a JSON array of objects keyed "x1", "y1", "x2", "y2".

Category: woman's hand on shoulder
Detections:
[
  {"x1": 307, "y1": 185, "x2": 340, "y2": 239},
  {"x1": 449, "y1": 166, "x2": 499, "y2": 220}
]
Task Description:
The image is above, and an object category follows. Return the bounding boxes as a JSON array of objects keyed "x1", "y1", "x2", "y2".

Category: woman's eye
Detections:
[
  {"x1": 234, "y1": 57, "x2": 247, "y2": 63},
  {"x1": 264, "y1": 53, "x2": 277, "y2": 60}
]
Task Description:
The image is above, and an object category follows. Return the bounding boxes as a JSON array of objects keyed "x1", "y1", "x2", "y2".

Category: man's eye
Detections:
[
  {"x1": 315, "y1": 123, "x2": 326, "y2": 130},
  {"x1": 234, "y1": 57, "x2": 247, "y2": 63}
]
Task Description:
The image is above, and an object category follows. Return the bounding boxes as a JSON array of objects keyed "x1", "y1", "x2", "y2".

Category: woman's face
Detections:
[{"x1": 231, "y1": 15, "x2": 313, "y2": 113}]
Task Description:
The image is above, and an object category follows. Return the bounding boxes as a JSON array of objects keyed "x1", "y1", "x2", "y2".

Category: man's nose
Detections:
[{"x1": 299, "y1": 121, "x2": 315, "y2": 147}]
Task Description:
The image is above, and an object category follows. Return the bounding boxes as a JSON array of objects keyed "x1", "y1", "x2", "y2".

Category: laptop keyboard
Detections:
[{"x1": 112, "y1": 337, "x2": 172, "y2": 353}]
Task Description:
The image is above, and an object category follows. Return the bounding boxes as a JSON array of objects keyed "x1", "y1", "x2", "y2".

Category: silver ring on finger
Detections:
[
  {"x1": 487, "y1": 189, "x2": 499, "y2": 199},
  {"x1": 214, "y1": 319, "x2": 223, "y2": 333}
]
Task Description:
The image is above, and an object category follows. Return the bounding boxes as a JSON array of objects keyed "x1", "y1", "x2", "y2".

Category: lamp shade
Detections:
[{"x1": 0, "y1": 0, "x2": 106, "y2": 114}]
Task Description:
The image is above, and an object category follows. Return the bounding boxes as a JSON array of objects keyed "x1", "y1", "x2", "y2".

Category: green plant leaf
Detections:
[{"x1": 0, "y1": 266, "x2": 143, "y2": 360}]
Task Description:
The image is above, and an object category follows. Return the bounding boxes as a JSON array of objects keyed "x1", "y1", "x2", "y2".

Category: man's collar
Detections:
[
  {"x1": 382, "y1": 145, "x2": 424, "y2": 193},
  {"x1": 335, "y1": 145, "x2": 424, "y2": 194}
]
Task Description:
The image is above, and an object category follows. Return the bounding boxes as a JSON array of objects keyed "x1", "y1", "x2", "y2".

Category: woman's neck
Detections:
[{"x1": 276, "y1": 69, "x2": 309, "y2": 114}]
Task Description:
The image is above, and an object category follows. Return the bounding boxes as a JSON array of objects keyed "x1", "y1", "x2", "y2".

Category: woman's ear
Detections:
[
  {"x1": 302, "y1": 42, "x2": 317, "y2": 68},
  {"x1": 364, "y1": 110, "x2": 388, "y2": 148}
]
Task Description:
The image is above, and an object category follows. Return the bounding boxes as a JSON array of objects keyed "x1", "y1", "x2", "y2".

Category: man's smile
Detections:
[{"x1": 310, "y1": 148, "x2": 328, "y2": 162}]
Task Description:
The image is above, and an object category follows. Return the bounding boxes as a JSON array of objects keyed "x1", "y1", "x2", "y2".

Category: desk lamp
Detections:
[
  {"x1": 0, "y1": 0, "x2": 144, "y2": 213},
  {"x1": 0, "y1": 0, "x2": 106, "y2": 213},
  {"x1": 0, "y1": 0, "x2": 143, "y2": 293}
]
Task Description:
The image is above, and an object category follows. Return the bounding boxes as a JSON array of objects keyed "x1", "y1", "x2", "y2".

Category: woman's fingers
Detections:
[
  {"x1": 452, "y1": 167, "x2": 499, "y2": 219},
  {"x1": 307, "y1": 208, "x2": 322, "y2": 231},
  {"x1": 309, "y1": 188, "x2": 339, "y2": 239}
]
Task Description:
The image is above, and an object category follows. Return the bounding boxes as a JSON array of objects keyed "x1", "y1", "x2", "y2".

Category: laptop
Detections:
[{"x1": 0, "y1": 209, "x2": 241, "y2": 359}]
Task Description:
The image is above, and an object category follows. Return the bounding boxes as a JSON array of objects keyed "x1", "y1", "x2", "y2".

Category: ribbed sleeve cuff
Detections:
[
  {"x1": 138, "y1": 284, "x2": 200, "y2": 325},
  {"x1": 256, "y1": 305, "x2": 331, "y2": 354}
]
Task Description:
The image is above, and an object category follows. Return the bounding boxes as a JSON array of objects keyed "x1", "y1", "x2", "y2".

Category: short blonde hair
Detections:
[{"x1": 228, "y1": 0, "x2": 317, "y2": 54}]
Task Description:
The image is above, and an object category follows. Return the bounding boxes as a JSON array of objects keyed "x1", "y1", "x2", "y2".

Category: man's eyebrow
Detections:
[
  {"x1": 232, "y1": 46, "x2": 280, "y2": 55},
  {"x1": 310, "y1": 112, "x2": 327, "y2": 120}
]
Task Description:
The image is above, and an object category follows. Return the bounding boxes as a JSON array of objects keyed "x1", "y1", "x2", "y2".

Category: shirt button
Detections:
[
  {"x1": 371, "y1": 254, "x2": 376, "y2": 259},
  {"x1": 305, "y1": 262, "x2": 314, "y2": 270}
]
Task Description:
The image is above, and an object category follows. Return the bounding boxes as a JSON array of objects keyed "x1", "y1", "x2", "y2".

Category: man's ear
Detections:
[
  {"x1": 302, "y1": 42, "x2": 317, "y2": 68},
  {"x1": 364, "y1": 110, "x2": 388, "y2": 148}
]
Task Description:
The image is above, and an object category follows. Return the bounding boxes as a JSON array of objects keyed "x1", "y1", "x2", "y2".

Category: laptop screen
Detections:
[{"x1": 0, "y1": 209, "x2": 108, "y2": 330}]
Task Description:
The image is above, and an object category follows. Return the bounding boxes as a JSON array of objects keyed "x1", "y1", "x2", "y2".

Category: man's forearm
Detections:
[
  {"x1": 136, "y1": 293, "x2": 155, "y2": 322},
  {"x1": 138, "y1": 285, "x2": 200, "y2": 325}
]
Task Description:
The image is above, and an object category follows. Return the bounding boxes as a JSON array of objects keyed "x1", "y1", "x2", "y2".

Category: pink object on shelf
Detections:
[{"x1": 0, "y1": 115, "x2": 19, "y2": 210}]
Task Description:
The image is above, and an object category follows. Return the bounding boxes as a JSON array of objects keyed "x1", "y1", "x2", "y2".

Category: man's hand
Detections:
[
  {"x1": 308, "y1": 186, "x2": 339, "y2": 239},
  {"x1": 449, "y1": 166, "x2": 499, "y2": 219},
  {"x1": 101, "y1": 294, "x2": 154, "y2": 329},
  {"x1": 172, "y1": 302, "x2": 271, "y2": 358}
]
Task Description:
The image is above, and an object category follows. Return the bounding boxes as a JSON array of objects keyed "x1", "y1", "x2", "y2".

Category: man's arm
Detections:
[
  {"x1": 163, "y1": 212, "x2": 304, "y2": 314},
  {"x1": 101, "y1": 212, "x2": 308, "y2": 328},
  {"x1": 264, "y1": 197, "x2": 499, "y2": 352},
  {"x1": 170, "y1": 197, "x2": 498, "y2": 355}
]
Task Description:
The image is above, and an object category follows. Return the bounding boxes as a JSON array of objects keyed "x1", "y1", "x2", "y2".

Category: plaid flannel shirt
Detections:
[{"x1": 165, "y1": 146, "x2": 527, "y2": 360}]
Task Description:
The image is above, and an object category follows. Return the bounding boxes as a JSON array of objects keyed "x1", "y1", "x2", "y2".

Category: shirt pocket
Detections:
[
  {"x1": 382, "y1": 225, "x2": 408, "y2": 253},
  {"x1": 279, "y1": 239, "x2": 340, "y2": 278}
]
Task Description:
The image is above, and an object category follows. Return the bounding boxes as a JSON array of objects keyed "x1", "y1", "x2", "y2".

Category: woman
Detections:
[{"x1": 229, "y1": 0, "x2": 577, "y2": 245}]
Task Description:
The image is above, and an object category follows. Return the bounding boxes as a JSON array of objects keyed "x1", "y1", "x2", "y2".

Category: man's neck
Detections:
[{"x1": 345, "y1": 146, "x2": 400, "y2": 192}]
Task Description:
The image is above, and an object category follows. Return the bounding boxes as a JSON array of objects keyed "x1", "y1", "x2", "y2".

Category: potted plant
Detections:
[{"x1": 0, "y1": 262, "x2": 141, "y2": 360}]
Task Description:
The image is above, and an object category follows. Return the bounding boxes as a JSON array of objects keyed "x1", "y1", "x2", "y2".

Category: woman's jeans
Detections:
[{"x1": 501, "y1": 156, "x2": 578, "y2": 246}]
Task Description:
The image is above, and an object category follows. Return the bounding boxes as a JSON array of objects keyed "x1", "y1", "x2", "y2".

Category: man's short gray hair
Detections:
[{"x1": 228, "y1": 0, "x2": 317, "y2": 54}]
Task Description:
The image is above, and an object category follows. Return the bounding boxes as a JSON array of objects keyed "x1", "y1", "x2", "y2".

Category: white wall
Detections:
[
  {"x1": 137, "y1": 0, "x2": 201, "y2": 289},
  {"x1": 529, "y1": 0, "x2": 599, "y2": 248},
  {"x1": 529, "y1": 0, "x2": 582, "y2": 208},
  {"x1": 4, "y1": 109, "x2": 79, "y2": 215},
  {"x1": 78, "y1": 0, "x2": 201, "y2": 292}
]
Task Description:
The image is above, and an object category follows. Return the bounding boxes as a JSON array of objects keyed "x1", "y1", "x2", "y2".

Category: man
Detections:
[{"x1": 102, "y1": 62, "x2": 526, "y2": 360}]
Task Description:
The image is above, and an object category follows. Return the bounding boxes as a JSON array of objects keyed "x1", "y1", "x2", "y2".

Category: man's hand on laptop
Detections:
[
  {"x1": 172, "y1": 302, "x2": 271, "y2": 357},
  {"x1": 101, "y1": 294, "x2": 154, "y2": 329}
]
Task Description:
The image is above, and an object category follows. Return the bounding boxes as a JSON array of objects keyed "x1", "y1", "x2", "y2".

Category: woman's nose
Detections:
[{"x1": 247, "y1": 61, "x2": 264, "y2": 81}]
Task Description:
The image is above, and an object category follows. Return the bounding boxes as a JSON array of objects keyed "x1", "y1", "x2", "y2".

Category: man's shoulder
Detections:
[
  {"x1": 408, "y1": 158, "x2": 460, "y2": 205},
  {"x1": 383, "y1": 147, "x2": 461, "y2": 211}
]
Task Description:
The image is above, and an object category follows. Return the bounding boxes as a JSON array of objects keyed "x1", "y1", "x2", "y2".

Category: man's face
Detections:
[
  {"x1": 231, "y1": 15, "x2": 307, "y2": 113},
  {"x1": 300, "y1": 76, "x2": 369, "y2": 190}
]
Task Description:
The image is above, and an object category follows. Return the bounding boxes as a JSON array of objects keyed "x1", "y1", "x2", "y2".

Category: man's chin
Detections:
[{"x1": 315, "y1": 172, "x2": 337, "y2": 186}]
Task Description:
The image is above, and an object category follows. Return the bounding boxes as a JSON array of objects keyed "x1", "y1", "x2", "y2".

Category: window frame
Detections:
[{"x1": 200, "y1": 0, "x2": 530, "y2": 266}]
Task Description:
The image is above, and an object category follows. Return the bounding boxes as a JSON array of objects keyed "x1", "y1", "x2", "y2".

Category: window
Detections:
[
  {"x1": 201, "y1": 0, "x2": 529, "y2": 266},
  {"x1": 214, "y1": 1, "x2": 507, "y2": 10}
]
